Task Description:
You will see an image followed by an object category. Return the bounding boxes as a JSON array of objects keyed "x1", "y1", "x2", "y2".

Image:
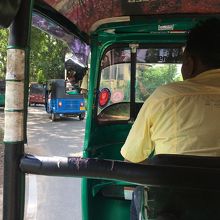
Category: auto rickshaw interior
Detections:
[
  {"x1": 87, "y1": 16, "x2": 200, "y2": 160},
  {"x1": 82, "y1": 15, "x2": 220, "y2": 220},
  {"x1": 2, "y1": 1, "x2": 220, "y2": 220}
]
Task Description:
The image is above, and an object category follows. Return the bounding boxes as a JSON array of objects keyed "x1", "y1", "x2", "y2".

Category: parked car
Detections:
[{"x1": 28, "y1": 82, "x2": 45, "y2": 106}]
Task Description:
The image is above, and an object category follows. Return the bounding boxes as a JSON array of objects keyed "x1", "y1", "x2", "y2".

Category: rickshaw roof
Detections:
[
  {"x1": 2, "y1": 1, "x2": 220, "y2": 33},
  {"x1": 42, "y1": 0, "x2": 220, "y2": 34},
  {"x1": 2, "y1": 1, "x2": 220, "y2": 68}
]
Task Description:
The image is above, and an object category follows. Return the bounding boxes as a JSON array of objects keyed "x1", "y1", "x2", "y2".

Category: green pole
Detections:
[{"x1": 3, "y1": 0, "x2": 33, "y2": 219}]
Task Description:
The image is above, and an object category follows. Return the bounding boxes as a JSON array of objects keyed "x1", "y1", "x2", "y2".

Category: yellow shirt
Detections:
[
  {"x1": 81, "y1": 72, "x2": 88, "y2": 90},
  {"x1": 121, "y1": 69, "x2": 220, "y2": 163}
]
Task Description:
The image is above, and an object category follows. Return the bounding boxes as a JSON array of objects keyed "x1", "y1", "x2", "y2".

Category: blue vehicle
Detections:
[{"x1": 45, "y1": 79, "x2": 86, "y2": 121}]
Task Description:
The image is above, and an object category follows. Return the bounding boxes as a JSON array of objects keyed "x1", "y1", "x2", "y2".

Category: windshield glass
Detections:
[
  {"x1": 97, "y1": 46, "x2": 183, "y2": 122},
  {"x1": 29, "y1": 83, "x2": 45, "y2": 95}
]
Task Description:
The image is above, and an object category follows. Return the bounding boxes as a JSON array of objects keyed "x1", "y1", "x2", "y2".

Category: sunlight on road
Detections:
[{"x1": 25, "y1": 106, "x2": 85, "y2": 220}]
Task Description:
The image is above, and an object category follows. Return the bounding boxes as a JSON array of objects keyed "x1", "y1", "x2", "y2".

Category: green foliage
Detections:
[
  {"x1": 0, "y1": 27, "x2": 68, "y2": 82},
  {"x1": 100, "y1": 63, "x2": 181, "y2": 104},
  {"x1": 30, "y1": 27, "x2": 68, "y2": 82},
  {"x1": 136, "y1": 64, "x2": 181, "y2": 101},
  {"x1": 36, "y1": 69, "x2": 45, "y2": 83},
  {"x1": 0, "y1": 29, "x2": 8, "y2": 79}
]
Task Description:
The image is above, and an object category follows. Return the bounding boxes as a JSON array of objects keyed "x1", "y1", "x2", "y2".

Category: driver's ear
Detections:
[{"x1": 181, "y1": 53, "x2": 194, "y2": 80}]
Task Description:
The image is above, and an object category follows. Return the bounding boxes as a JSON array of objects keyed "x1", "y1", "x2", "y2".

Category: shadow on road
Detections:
[
  {"x1": 27, "y1": 106, "x2": 86, "y2": 157},
  {"x1": 0, "y1": 106, "x2": 85, "y2": 220}
]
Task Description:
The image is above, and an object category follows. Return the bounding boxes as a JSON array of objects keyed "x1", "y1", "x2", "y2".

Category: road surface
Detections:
[{"x1": 0, "y1": 106, "x2": 86, "y2": 220}]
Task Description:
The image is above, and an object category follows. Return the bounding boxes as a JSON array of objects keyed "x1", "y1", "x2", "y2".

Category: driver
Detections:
[
  {"x1": 120, "y1": 18, "x2": 220, "y2": 220},
  {"x1": 121, "y1": 18, "x2": 220, "y2": 163}
]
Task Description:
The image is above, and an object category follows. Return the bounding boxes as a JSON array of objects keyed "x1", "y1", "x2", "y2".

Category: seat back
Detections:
[{"x1": 145, "y1": 154, "x2": 220, "y2": 220}]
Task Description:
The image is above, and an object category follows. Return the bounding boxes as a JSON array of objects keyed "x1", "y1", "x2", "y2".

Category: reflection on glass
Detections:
[
  {"x1": 137, "y1": 48, "x2": 183, "y2": 63},
  {"x1": 101, "y1": 48, "x2": 131, "y2": 69}
]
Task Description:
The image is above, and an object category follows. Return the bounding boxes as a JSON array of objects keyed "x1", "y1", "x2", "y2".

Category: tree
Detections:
[
  {"x1": 0, "y1": 27, "x2": 68, "y2": 82},
  {"x1": 30, "y1": 27, "x2": 68, "y2": 82},
  {"x1": 0, "y1": 29, "x2": 8, "y2": 79},
  {"x1": 136, "y1": 64, "x2": 181, "y2": 101}
]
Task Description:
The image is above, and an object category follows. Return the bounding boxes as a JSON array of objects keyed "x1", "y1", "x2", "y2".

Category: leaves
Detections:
[
  {"x1": 0, "y1": 29, "x2": 8, "y2": 79},
  {"x1": 0, "y1": 26, "x2": 68, "y2": 82},
  {"x1": 136, "y1": 64, "x2": 181, "y2": 101},
  {"x1": 30, "y1": 27, "x2": 68, "y2": 82}
]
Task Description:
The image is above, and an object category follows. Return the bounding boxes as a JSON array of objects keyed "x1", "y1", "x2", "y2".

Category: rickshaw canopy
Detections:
[
  {"x1": 2, "y1": 0, "x2": 220, "y2": 34},
  {"x1": 42, "y1": 0, "x2": 220, "y2": 34}
]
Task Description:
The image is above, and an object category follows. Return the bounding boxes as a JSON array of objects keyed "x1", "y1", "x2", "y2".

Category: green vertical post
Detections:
[{"x1": 3, "y1": 0, "x2": 33, "y2": 219}]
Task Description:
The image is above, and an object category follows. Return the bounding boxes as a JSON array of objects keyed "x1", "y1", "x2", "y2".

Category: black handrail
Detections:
[{"x1": 20, "y1": 154, "x2": 220, "y2": 191}]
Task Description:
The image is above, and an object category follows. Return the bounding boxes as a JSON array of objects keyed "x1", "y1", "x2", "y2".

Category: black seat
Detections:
[
  {"x1": 148, "y1": 154, "x2": 220, "y2": 168},
  {"x1": 145, "y1": 154, "x2": 220, "y2": 220}
]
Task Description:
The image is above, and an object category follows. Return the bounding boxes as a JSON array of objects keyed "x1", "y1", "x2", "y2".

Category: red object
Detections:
[
  {"x1": 29, "y1": 83, "x2": 45, "y2": 106},
  {"x1": 99, "y1": 88, "x2": 111, "y2": 108},
  {"x1": 29, "y1": 94, "x2": 45, "y2": 105}
]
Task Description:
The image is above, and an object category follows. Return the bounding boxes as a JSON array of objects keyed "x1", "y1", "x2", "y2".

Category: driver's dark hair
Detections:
[{"x1": 185, "y1": 17, "x2": 220, "y2": 69}]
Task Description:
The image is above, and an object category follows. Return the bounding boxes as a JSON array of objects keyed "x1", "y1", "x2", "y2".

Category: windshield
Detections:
[
  {"x1": 97, "y1": 46, "x2": 183, "y2": 122},
  {"x1": 29, "y1": 83, "x2": 45, "y2": 95}
]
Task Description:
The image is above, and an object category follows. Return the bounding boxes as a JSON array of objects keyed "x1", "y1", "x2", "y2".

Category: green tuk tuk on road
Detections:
[
  {"x1": 0, "y1": 80, "x2": 5, "y2": 107},
  {"x1": 2, "y1": 1, "x2": 220, "y2": 220}
]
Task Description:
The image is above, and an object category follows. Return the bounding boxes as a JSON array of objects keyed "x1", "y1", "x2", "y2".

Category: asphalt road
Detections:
[{"x1": 0, "y1": 106, "x2": 86, "y2": 220}]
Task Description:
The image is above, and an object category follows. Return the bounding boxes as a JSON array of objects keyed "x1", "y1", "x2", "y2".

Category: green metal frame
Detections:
[
  {"x1": 81, "y1": 15, "x2": 218, "y2": 220},
  {"x1": 0, "y1": 94, "x2": 5, "y2": 106}
]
